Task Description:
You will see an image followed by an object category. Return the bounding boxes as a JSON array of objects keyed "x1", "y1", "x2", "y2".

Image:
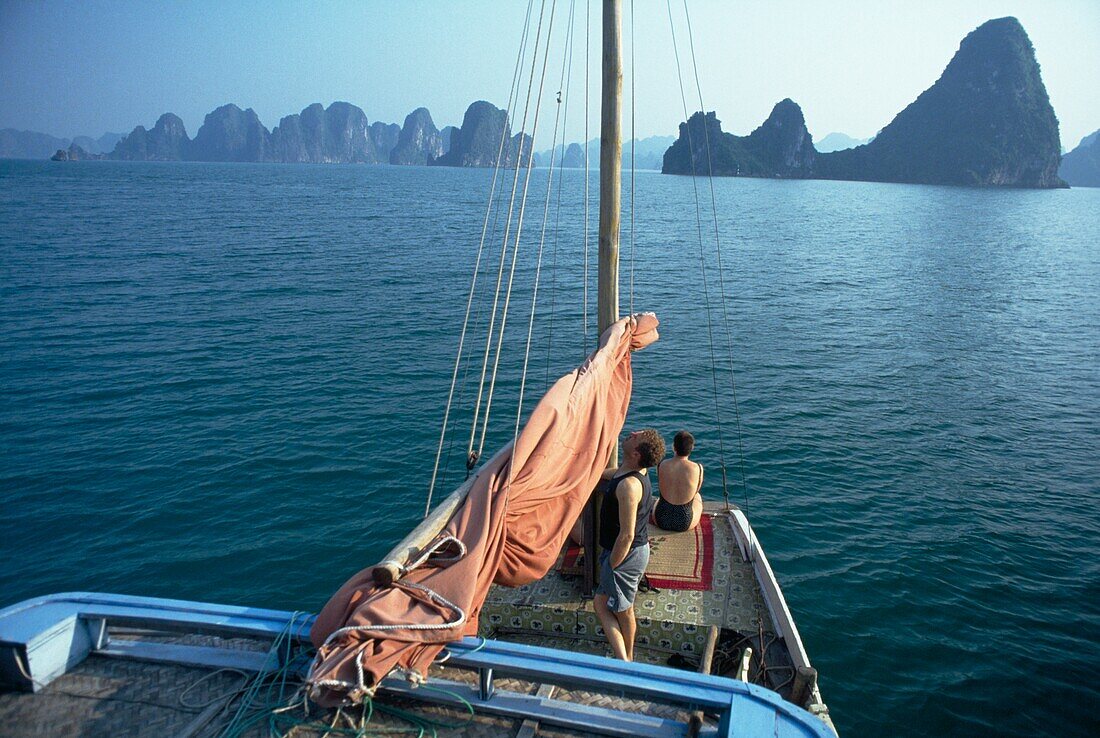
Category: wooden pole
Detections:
[
  {"x1": 373, "y1": 444, "x2": 511, "y2": 586},
  {"x1": 584, "y1": 0, "x2": 624, "y2": 595},
  {"x1": 598, "y1": 0, "x2": 622, "y2": 337},
  {"x1": 790, "y1": 666, "x2": 819, "y2": 708},
  {"x1": 688, "y1": 625, "x2": 722, "y2": 736}
]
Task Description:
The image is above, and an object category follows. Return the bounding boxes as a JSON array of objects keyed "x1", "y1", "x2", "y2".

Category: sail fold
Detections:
[{"x1": 307, "y1": 312, "x2": 659, "y2": 704}]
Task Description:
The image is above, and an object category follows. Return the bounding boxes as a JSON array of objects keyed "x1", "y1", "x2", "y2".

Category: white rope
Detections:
[
  {"x1": 665, "y1": 0, "x2": 732, "y2": 511},
  {"x1": 583, "y1": 0, "x2": 591, "y2": 353},
  {"x1": 516, "y1": 0, "x2": 572, "y2": 443},
  {"x1": 543, "y1": 0, "x2": 578, "y2": 390},
  {"x1": 307, "y1": 533, "x2": 470, "y2": 701},
  {"x1": 629, "y1": 0, "x2": 636, "y2": 315},
  {"x1": 317, "y1": 577, "x2": 468, "y2": 649},
  {"x1": 477, "y1": 0, "x2": 559, "y2": 459},
  {"x1": 426, "y1": 0, "x2": 537, "y2": 515},
  {"x1": 682, "y1": 0, "x2": 752, "y2": 515},
  {"x1": 469, "y1": 0, "x2": 552, "y2": 465}
]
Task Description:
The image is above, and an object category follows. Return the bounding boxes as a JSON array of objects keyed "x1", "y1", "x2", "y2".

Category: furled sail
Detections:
[{"x1": 307, "y1": 313, "x2": 659, "y2": 705}]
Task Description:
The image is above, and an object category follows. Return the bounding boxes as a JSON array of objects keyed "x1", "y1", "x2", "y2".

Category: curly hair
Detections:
[{"x1": 633, "y1": 428, "x2": 666, "y2": 468}]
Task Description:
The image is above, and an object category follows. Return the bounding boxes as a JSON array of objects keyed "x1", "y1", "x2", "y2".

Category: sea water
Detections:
[{"x1": 1, "y1": 159, "x2": 1097, "y2": 736}]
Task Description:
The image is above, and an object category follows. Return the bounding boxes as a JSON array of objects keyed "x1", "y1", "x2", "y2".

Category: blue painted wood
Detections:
[
  {"x1": 0, "y1": 592, "x2": 834, "y2": 737},
  {"x1": 97, "y1": 639, "x2": 276, "y2": 673},
  {"x1": 0, "y1": 592, "x2": 311, "y2": 691},
  {"x1": 449, "y1": 642, "x2": 731, "y2": 708},
  {"x1": 727, "y1": 700, "x2": 779, "y2": 738},
  {"x1": 0, "y1": 592, "x2": 315, "y2": 644},
  {"x1": 380, "y1": 677, "x2": 694, "y2": 738},
  {"x1": 478, "y1": 666, "x2": 494, "y2": 700}
]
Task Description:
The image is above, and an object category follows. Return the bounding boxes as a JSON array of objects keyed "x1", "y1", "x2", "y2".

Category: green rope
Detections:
[
  {"x1": 215, "y1": 615, "x2": 481, "y2": 738},
  {"x1": 261, "y1": 684, "x2": 476, "y2": 738}
]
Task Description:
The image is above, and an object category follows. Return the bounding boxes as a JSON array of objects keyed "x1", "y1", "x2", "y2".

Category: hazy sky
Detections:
[{"x1": 2, "y1": 0, "x2": 1098, "y2": 149}]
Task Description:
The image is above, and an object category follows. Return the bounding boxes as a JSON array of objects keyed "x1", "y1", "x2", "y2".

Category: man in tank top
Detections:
[{"x1": 594, "y1": 428, "x2": 666, "y2": 661}]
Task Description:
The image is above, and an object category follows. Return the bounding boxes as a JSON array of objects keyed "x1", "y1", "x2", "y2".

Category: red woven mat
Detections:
[{"x1": 558, "y1": 514, "x2": 714, "y2": 591}]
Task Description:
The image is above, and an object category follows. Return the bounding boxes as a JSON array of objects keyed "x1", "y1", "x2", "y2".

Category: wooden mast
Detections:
[
  {"x1": 598, "y1": 0, "x2": 622, "y2": 337},
  {"x1": 582, "y1": 0, "x2": 624, "y2": 596},
  {"x1": 379, "y1": 1, "x2": 626, "y2": 590}
]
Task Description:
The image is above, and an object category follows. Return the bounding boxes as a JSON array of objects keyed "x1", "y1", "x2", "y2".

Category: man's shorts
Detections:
[{"x1": 595, "y1": 544, "x2": 650, "y2": 613}]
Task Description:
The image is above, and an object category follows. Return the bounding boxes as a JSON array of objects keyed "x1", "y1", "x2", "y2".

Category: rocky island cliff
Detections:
[
  {"x1": 112, "y1": 113, "x2": 190, "y2": 161},
  {"x1": 390, "y1": 108, "x2": 443, "y2": 165},
  {"x1": 663, "y1": 100, "x2": 815, "y2": 178},
  {"x1": 662, "y1": 17, "x2": 1065, "y2": 188},
  {"x1": 50, "y1": 144, "x2": 105, "y2": 161},
  {"x1": 1058, "y1": 130, "x2": 1100, "y2": 187},
  {"x1": 267, "y1": 102, "x2": 380, "y2": 164},
  {"x1": 433, "y1": 101, "x2": 531, "y2": 168}
]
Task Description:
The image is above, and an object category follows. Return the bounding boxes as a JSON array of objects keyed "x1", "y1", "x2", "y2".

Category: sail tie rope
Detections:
[{"x1": 309, "y1": 534, "x2": 470, "y2": 701}]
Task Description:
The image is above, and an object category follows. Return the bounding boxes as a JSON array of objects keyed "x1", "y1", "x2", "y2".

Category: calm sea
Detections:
[{"x1": 1, "y1": 159, "x2": 1097, "y2": 736}]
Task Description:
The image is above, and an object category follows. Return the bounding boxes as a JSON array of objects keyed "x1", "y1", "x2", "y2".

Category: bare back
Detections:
[{"x1": 656, "y1": 456, "x2": 703, "y2": 505}]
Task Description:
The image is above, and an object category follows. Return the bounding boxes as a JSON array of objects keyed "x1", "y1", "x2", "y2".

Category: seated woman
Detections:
[{"x1": 652, "y1": 430, "x2": 704, "y2": 532}]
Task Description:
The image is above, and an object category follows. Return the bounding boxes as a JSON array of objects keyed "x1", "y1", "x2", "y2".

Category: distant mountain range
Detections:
[
  {"x1": 9, "y1": 16, "x2": 1092, "y2": 190},
  {"x1": 1058, "y1": 129, "x2": 1100, "y2": 187},
  {"x1": 22, "y1": 101, "x2": 533, "y2": 168},
  {"x1": 814, "y1": 132, "x2": 871, "y2": 153},
  {"x1": 664, "y1": 17, "x2": 1067, "y2": 188},
  {"x1": 1, "y1": 130, "x2": 122, "y2": 159},
  {"x1": 531, "y1": 135, "x2": 676, "y2": 170}
]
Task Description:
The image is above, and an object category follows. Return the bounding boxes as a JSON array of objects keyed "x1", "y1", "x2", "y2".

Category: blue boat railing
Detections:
[{"x1": 0, "y1": 592, "x2": 835, "y2": 737}]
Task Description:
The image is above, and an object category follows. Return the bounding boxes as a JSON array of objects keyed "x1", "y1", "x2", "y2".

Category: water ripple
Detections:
[{"x1": 1, "y1": 160, "x2": 1098, "y2": 736}]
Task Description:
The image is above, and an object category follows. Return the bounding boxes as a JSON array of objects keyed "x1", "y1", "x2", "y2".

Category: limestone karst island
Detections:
[{"x1": 16, "y1": 18, "x2": 1096, "y2": 188}]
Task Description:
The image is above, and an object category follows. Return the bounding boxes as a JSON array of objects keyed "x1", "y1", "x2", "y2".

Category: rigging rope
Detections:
[
  {"x1": 425, "y1": 0, "x2": 537, "y2": 515},
  {"x1": 481, "y1": 0, "x2": 560, "y2": 462},
  {"x1": 629, "y1": 0, "x2": 636, "y2": 315},
  {"x1": 682, "y1": 0, "x2": 752, "y2": 518},
  {"x1": 445, "y1": 28, "x2": 545, "y2": 484},
  {"x1": 544, "y1": 0, "x2": 578, "y2": 390},
  {"x1": 468, "y1": 0, "x2": 552, "y2": 468},
  {"x1": 583, "y1": 0, "x2": 591, "y2": 354},
  {"x1": 515, "y1": 0, "x2": 569, "y2": 448},
  {"x1": 665, "y1": 0, "x2": 731, "y2": 512}
]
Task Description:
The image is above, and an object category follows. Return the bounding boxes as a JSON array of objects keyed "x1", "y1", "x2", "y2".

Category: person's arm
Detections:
[
  {"x1": 611, "y1": 477, "x2": 643, "y2": 568},
  {"x1": 696, "y1": 462, "x2": 705, "y2": 495}
]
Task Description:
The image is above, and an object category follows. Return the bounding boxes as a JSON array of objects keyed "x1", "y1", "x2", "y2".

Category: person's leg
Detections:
[
  {"x1": 689, "y1": 496, "x2": 703, "y2": 531},
  {"x1": 594, "y1": 594, "x2": 628, "y2": 660},
  {"x1": 613, "y1": 605, "x2": 637, "y2": 661},
  {"x1": 568, "y1": 515, "x2": 584, "y2": 546}
]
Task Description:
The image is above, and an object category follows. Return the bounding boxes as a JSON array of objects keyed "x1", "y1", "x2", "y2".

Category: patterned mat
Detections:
[{"x1": 559, "y1": 515, "x2": 715, "y2": 591}]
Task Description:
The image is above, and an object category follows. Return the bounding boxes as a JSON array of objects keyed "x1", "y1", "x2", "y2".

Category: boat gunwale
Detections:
[{"x1": 0, "y1": 590, "x2": 835, "y2": 736}]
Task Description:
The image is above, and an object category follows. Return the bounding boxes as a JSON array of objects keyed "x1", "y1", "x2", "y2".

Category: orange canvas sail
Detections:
[{"x1": 307, "y1": 313, "x2": 659, "y2": 704}]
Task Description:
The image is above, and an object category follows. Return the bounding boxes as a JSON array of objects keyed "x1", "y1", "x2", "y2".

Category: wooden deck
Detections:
[{"x1": 482, "y1": 506, "x2": 773, "y2": 665}]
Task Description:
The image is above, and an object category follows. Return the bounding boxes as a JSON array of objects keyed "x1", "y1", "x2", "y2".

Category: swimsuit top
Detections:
[{"x1": 657, "y1": 459, "x2": 703, "y2": 506}]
